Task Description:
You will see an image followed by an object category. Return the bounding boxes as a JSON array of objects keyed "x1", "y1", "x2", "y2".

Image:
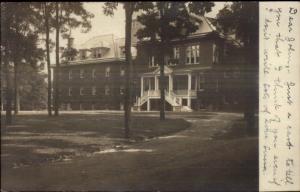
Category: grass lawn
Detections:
[
  {"x1": 1, "y1": 111, "x2": 258, "y2": 191},
  {"x1": 1, "y1": 113, "x2": 190, "y2": 168}
]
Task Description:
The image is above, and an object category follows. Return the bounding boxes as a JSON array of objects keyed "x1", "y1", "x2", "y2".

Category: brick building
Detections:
[
  {"x1": 132, "y1": 14, "x2": 257, "y2": 112},
  {"x1": 55, "y1": 15, "x2": 257, "y2": 112},
  {"x1": 57, "y1": 34, "x2": 128, "y2": 110}
]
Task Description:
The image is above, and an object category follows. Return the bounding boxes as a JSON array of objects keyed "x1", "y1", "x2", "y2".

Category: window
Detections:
[
  {"x1": 223, "y1": 96, "x2": 229, "y2": 105},
  {"x1": 105, "y1": 85, "x2": 110, "y2": 95},
  {"x1": 191, "y1": 75, "x2": 196, "y2": 90},
  {"x1": 68, "y1": 70, "x2": 72, "y2": 80},
  {"x1": 224, "y1": 43, "x2": 229, "y2": 57},
  {"x1": 80, "y1": 87, "x2": 84, "y2": 96},
  {"x1": 67, "y1": 103, "x2": 71, "y2": 110},
  {"x1": 80, "y1": 69, "x2": 85, "y2": 79},
  {"x1": 120, "y1": 47, "x2": 125, "y2": 57},
  {"x1": 68, "y1": 87, "x2": 72, "y2": 96},
  {"x1": 149, "y1": 56, "x2": 158, "y2": 67},
  {"x1": 92, "y1": 69, "x2": 96, "y2": 79},
  {"x1": 93, "y1": 48, "x2": 102, "y2": 58},
  {"x1": 120, "y1": 67, "x2": 125, "y2": 76},
  {"x1": 92, "y1": 86, "x2": 96, "y2": 95},
  {"x1": 223, "y1": 71, "x2": 230, "y2": 78},
  {"x1": 120, "y1": 85, "x2": 125, "y2": 95},
  {"x1": 105, "y1": 66, "x2": 110, "y2": 77},
  {"x1": 233, "y1": 70, "x2": 240, "y2": 78},
  {"x1": 213, "y1": 43, "x2": 219, "y2": 63},
  {"x1": 80, "y1": 50, "x2": 87, "y2": 60},
  {"x1": 186, "y1": 45, "x2": 200, "y2": 64},
  {"x1": 174, "y1": 47, "x2": 180, "y2": 59},
  {"x1": 198, "y1": 74, "x2": 205, "y2": 90}
]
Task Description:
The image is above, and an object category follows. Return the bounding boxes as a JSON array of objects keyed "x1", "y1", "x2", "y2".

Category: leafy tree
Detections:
[
  {"x1": 54, "y1": 2, "x2": 60, "y2": 116},
  {"x1": 135, "y1": 2, "x2": 214, "y2": 120},
  {"x1": 1, "y1": 3, "x2": 13, "y2": 124},
  {"x1": 103, "y1": 2, "x2": 149, "y2": 138},
  {"x1": 1, "y1": 3, "x2": 43, "y2": 116},
  {"x1": 33, "y1": 2, "x2": 56, "y2": 116},
  {"x1": 216, "y1": 2, "x2": 258, "y2": 133},
  {"x1": 18, "y1": 64, "x2": 48, "y2": 110},
  {"x1": 1, "y1": 2, "x2": 44, "y2": 124},
  {"x1": 53, "y1": 2, "x2": 94, "y2": 116}
]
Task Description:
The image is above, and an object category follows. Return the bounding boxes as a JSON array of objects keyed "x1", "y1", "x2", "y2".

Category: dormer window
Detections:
[
  {"x1": 92, "y1": 48, "x2": 102, "y2": 58},
  {"x1": 80, "y1": 50, "x2": 87, "y2": 60},
  {"x1": 120, "y1": 47, "x2": 125, "y2": 57}
]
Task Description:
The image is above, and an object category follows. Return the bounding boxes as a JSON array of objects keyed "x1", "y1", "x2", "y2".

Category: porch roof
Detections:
[
  {"x1": 173, "y1": 66, "x2": 211, "y2": 74},
  {"x1": 140, "y1": 65, "x2": 211, "y2": 77}
]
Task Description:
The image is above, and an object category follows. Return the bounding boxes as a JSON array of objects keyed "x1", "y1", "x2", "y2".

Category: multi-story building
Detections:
[
  {"x1": 58, "y1": 34, "x2": 128, "y2": 110},
  {"x1": 132, "y1": 14, "x2": 256, "y2": 112},
  {"x1": 55, "y1": 14, "x2": 257, "y2": 112}
]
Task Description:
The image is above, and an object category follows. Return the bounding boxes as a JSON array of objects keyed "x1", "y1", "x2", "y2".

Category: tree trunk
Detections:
[
  {"x1": 2, "y1": 4, "x2": 13, "y2": 125},
  {"x1": 45, "y1": 3, "x2": 52, "y2": 116},
  {"x1": 4, "y1": 48, "x2": 13, "y2": 125},
  {"x1": 13, "y1": 61, "x2": 20, "y2": 115},
  {"x1": 159, "y1": 43, "x2": 166, "y2": 120},
  {"x1": 13, "y1": 19, "x2": 21, "y2": 115},
  {"x1": 54, "y1": 2, "x2": 60, "y2": 116},
  {"x1": 124, "y1": 3, "x2": 134, "y2": 138},
  {"x1": 159, "y1": 6, "x2": 166, "y2": 121}
]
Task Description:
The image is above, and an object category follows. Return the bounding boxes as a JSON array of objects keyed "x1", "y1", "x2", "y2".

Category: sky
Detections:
[
  {"x1": 61, "y1": 2, "x2": 227, "y2": 48},
  {"x1": 48, "y1": 2, "x2": 227, "y2": 64}
]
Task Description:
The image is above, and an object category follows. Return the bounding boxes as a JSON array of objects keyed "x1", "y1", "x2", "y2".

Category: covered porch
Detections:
[{"x1": 135, "y1": 66, "x2": 207, "y2": 111}]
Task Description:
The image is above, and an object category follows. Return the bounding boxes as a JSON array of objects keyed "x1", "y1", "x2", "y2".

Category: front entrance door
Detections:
[{"x1": 157, "y1": 76, "x2": 169, "y2": 91}]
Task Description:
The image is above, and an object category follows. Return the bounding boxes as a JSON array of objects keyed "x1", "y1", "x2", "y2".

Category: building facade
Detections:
[
  {"x1": 132, "y1": 15, "x2": 256, "y2": 112},
  {"x1": 55, "y1": 15, "x2": 257, "y2": 112},
  {"x1": 57, "y1": 34, "x2": 128, "y2": 110}
]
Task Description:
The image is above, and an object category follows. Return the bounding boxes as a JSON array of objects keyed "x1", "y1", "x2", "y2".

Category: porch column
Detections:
[
  {"x1": 147, "y1": 98, "x2": 150, "y2": 111},
  {"x1": 168, "y1": 75, "x2": 173, "y2": 94},
  {"x1": 155, "y1": 76, "x2": 158, "y2": 91},
  {"x1": 141, "y1": 76, "x2": 144, "y2": 97},
  {"x1": 188, "y1": 73, "x2": 192, "y2": 94},
  {"x1": 188, "y1": 73, "x2": 192, "y2": 108}
]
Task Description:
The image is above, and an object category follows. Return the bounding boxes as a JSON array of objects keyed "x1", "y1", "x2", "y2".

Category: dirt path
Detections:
[{"x1": 1, "y1": 112, "x2": 258, "y2": 191}]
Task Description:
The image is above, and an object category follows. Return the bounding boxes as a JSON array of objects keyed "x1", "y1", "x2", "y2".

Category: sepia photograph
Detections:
[{"x1": 1, "y1": 2, "x2": 260, "y2": 191}]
